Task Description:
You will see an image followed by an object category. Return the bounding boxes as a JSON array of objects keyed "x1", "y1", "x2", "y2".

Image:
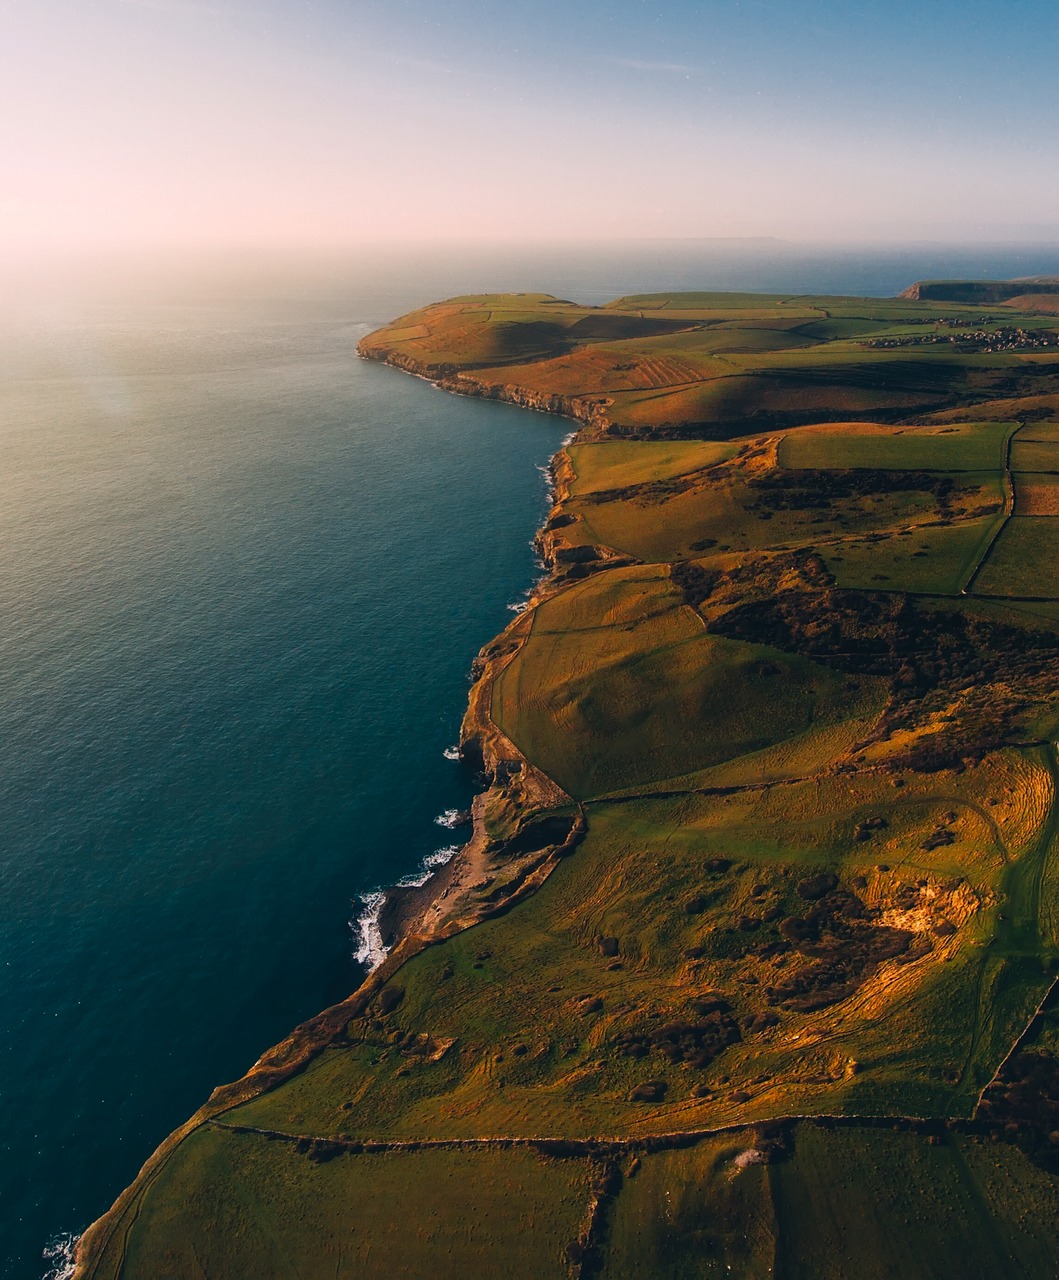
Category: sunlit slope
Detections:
[
  {"x1": 362, "y1": 287, "x2": 1059, "y2": 435},
  {"x1": 78, "y1": 287, "x2": 1059, "y2": 1279}
]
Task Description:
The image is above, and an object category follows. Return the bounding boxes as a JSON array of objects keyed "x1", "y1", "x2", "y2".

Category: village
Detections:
[{"x1": 863, "y1": 324, "x2": 1055, "y2": 352}]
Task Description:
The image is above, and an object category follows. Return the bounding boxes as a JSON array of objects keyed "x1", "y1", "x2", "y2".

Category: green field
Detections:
[
  {"x1": 565, "y1": 439, "x2": 737, "y2": 495},
  {"x1": 975, "y1": 518, "x2": 1059, "y2": 597},
  {"x1": 104, "y1": 1131, "x2": 592, "y2": 1280},
  {"x1": 76, "y1": 283, "x2": 1059, "y2": 1279},
  {"x1": 777, "y1": 420, "x2": 1012, "y2": 471},
  {"x1": 823, "y1": 500, "x2": 1005, "y2": 595},
  {"x1": 1011, "y1": 437, "x2": 1059, "y2": 473},
  {"x1": 606, "y1": 1127, "x2": 1059, "y2": 1280},
  {"x1": 491, "y1": 568, "x2": 866, "y2": 797}
]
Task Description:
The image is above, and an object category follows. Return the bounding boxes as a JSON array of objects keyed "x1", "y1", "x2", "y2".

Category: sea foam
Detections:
[
  {"x1": 434, "y1": 809, "x2": 469, "y2": 830},
  {"x1": 396, "y1": 844, "x2": 458, "y2": 889},
  {"x1": 42, "y1": 1234, "x2": 79, "y2": 1280},
  {"x1": 351, "y1": 846, "x2": 460, "y2": 970},
  {"x1": 351, "y1": 892, "x2": 387, "y2": 970}
]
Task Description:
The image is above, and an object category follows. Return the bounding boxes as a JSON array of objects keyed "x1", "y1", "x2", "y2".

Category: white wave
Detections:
[
  {"x1": 434, "y1": 808, "x2": 468, "y2": 830},
  {"x1": 507, "y1": 597, "x2": 530, "y2": 613},
  {"x1": 42, "y1": 1234, "x2": 79, "y2": 1280},
  {"x1": 351, "y1": 846, "x2": 461, "y2": 968},
  {"x1": 538, "y1": 461, "x2": 557, "y2": 506},
  {"x1": 352, "y1": 892, "x2": 387, "y2": 971},
  {"x1": 396, "y1": 844, "x2": 459, "y2": 889},
  {"x1": 442, "y1": 745, "x2": 460, "y2": 761}
]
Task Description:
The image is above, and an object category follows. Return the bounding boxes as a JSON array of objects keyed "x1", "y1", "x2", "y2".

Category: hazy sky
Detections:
[{"x1": 3, "y1": 0, "x2": 1058, "y2": 251}]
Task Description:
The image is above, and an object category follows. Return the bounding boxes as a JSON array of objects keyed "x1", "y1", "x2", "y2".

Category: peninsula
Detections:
[{"x1": 76, "y1": 283, "x2": 1059, "y2": 1278}]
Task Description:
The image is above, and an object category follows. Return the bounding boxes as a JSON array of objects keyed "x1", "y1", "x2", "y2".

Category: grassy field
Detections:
[
  {"x1": 605, "y1": 1126, "x2": 1059, "y2": 1280},
  {"x1": 92, "y1": 1120, "x2": 1059, "y2": 1280},
  {"x1": 107, "y1": 1130, "x2": 593, "y2": 1280},
  {"x1": 79, "y1": 284, "x2": 1059, "y2": 1279},
  {"x1": 491, "y1": 568, "x2": 865, "y2": 797},
  {"x1": 975, "y1": 518, "x2": 1059, "y2": 597},
  {"x1": 777, "y1": 420, "x2": 1012, "y2": 471},
  {"x1": 565, "y1": 440, "x2": 737, "y2": 495},
  {"x1": 1011, "y1": 436, "x2": 1059, "y2": 473},
  {"x1": 823, "y1": 499, "x2": 1006, "y2": 595},
  {"x1": 203, "y1": 747, "x2": 1051, "y2": 1144},
  {"x1": 768, "y1": 1126, "x2": 1059, "y2": 1280}
]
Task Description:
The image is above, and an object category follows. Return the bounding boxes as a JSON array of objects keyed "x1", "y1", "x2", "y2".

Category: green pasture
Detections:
[
  {"x1": 95, "y1": 1121, "x2": 1059, "y2": 1280},
  {"x1": 607, "y1": 364, "x2": 950, "y2": 431},
  {"x1": 1011, "y1": 437, "x2": 1059, "y2": 473},
  {"x1": 565, "y1": 440, "x2": 737, "y2": 495},
  {"x1": 974, "y1": 518, "x2": 1059, "y2": 598},
  {"x1": 777, "y1": 420, "x2": 1012, "y2": 471},
  {"x1": 606, "y1": 1127, "x2": 1059, "y2": 1280},
  {"x1": 599, "y1": 673, "x2": 886, "y2": 797},
  {"x1": 769, "y1": 1127, "x2": 1059, "y2": 1280},
  {"x1": 567, "y1": 453, "x2": 991, "y2": 568},
  {"x1": 604, "y1": 1136, "x2": 775, "y2": 1278},
  {"x1": 824, "y1": 501, "x2": 1005, "y2": 596},
  {"x1": 1013, "y1": 471, "x2": 1059, "y2": 515},
  {"x1": 491, "y1": 569, "x2": 859, "y2": 798},
  {"x1": 106, "y1": 1130, "x2": 590, "y2": 1280}
]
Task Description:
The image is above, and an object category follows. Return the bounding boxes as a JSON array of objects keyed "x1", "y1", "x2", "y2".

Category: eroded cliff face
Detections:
[
  {"x1": 441, "y1": 372, "x2": 612, "y2": 436},
  {"x1": 357, "y1": 341, "x2": 614, "y2": 437}
]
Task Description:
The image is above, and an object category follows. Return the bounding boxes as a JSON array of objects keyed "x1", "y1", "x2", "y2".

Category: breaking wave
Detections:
[
  {"x1": 351, "y1": 847, "x2": 460, "y2": 970},
  {"x1": 351, "y1": 891, "x2": 387, "y2": 971},
  {"x1": 434, "y1": 808, "x2": 469, "y2": 830},
  {"x1": 42, "y1": 1234, "x2": 79, "y2": 1280},
  {"x1": 396, "y1": 844, "x2": 459, "y2": 889}
]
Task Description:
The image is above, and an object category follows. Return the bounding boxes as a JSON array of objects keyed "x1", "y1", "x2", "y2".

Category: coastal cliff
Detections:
[{"x1": 358, "y1": 340, "x2": 615, "y2": 437}]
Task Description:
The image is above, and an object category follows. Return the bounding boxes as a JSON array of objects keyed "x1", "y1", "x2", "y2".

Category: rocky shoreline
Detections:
[
  {"x1": 73, "y1": 335, "x2": 587, "y2": 1279},
  {"x1": 358, "y1": 342, "x2": 615, "y2": 436}
]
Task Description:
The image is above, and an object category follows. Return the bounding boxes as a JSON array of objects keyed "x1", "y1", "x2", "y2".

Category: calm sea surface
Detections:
[{"x1": 3, "y1": 242, "x2": 1059, "y2": 1278}]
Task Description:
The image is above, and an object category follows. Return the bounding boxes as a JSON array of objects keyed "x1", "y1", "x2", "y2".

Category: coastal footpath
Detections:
[{"x1": 77, "y1": 283, "x2": 1059, "y2": 1278}]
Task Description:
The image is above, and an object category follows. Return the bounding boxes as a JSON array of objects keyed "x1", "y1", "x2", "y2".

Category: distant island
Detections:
[{"x1": 77, "y1": 282, "x2": 1059, "y2": 1278}]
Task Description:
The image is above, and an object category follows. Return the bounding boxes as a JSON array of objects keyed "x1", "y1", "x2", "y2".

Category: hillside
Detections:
[{"x1": 75, "y1": 287, "x2": 1059, "y2": 1279}]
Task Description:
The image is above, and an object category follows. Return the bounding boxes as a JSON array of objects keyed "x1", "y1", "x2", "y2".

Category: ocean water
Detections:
[{"x1": 4, "y1": 241, "x2": 1059, "y2": 1279}]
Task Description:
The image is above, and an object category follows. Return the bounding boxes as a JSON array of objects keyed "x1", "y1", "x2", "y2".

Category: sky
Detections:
[{"x1": 2, "y1": 0, "x2": 1058, "y2": 252}]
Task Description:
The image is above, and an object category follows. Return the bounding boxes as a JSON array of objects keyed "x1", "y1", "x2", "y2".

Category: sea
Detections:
[{"x1": 3, "y1": 240, "x2": 1059, "y2": 1279}]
